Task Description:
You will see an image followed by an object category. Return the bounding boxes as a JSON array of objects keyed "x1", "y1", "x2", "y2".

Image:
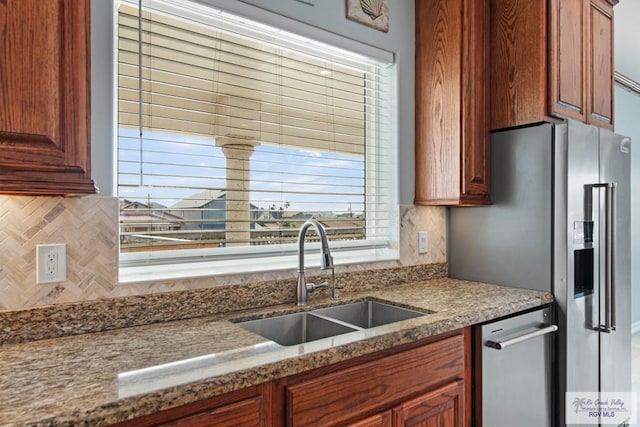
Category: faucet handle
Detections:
[{"x1": 306, "y1": 281, "x2": 329, "y2": 292}]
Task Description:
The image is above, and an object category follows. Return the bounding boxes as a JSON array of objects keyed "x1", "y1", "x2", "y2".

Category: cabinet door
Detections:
[
  {"x1": 415, "y1": 0, "x2": 463, "y2": 205},
  {"x1": 460, "y1": 0, "x2": 490, "y2": 202},
  {"x1": 548, "y1": 0, "x2": 588, "y2": 122},
  {"x1": 587, "y1": 0, "x2": 614, "y2": 129},
  {"x1": 0, "y1": 0, "x2": 95, "y2": 194},
  {"x1": 392, "y1": 380, "x2": 464, "y2": 427},
  {"x1": 489, "y1": 0, "x2": 547, "y2": 130},
  {"x1": 347, "y1": 411, "x2": 392, "y2": 427},
  {"x1": 415, "y1": 0, "x2": 489, "y2": 205}
]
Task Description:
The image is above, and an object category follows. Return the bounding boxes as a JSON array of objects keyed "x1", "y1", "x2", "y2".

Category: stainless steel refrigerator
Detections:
[{"x1": 449, "y1": 119, "x2": 631, "y2": 426}]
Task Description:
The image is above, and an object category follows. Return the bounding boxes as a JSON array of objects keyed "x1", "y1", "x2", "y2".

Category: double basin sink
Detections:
[{"x1": 235, "y1": 300, "x2": 426, "y2": 346}]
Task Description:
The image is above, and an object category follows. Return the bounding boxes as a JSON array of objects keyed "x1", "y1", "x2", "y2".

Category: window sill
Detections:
[{"x1": 119, "y1": 247, "x2": 399, "y2": 284}]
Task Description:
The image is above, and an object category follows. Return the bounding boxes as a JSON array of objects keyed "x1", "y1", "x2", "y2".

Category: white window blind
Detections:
[{"x1": 117, "y1": 0, "x2": 394, "y2": 269}]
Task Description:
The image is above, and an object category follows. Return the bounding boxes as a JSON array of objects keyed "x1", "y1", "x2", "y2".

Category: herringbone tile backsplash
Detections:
[
  {"x1": 0, "y1": 196, "x2": 118, "y2": 310},
  {"x1": 0, "y1": 197, "x2": 446, "y2": 310},
  {"x1": 399, "y1": 205, "x2": 446, "y2": 266}
]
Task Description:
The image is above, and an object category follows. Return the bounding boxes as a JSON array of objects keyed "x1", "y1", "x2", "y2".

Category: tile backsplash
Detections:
[
  {"x1": 0, "y1": 196, "x2": 446, "y2": 310},
  {"x1": 0, "y1": 196, "x2": 118, "y2": 310}
]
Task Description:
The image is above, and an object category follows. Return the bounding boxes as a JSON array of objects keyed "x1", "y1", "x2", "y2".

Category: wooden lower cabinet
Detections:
[
  {"x1": 283, "y1": 330, "x2": 468, "y2": 427},
  {"x1": 346, "y1": 380, "x2": 464, "y2": 427},
  {"x1": 112, "y1": 330, "x2": 469, "y2": 427},
  {"x1": 157, "y1": 396, "x2": 264, "y2": 427},
  {"x1": 348, "y1": 411, "x2": 393, "y2": 427},
  {"x1": 393, "y1": 380, "x2": 464, "y2": 427},
  {"x1": 110, "y1": 384, "x2": 268, "y2": 427}
]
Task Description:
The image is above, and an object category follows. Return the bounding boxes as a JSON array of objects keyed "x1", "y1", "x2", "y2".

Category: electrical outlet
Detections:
[
  {"x1": 418, "y1": 231, "x2": 428, "y2": 254},
  {"x1": 37, "y1": 244, "x2": 67, "y2": 283}
]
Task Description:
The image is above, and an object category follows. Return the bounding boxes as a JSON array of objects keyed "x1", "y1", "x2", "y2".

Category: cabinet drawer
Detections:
[
  {"x1": 286, "y1": 333, "x2": 465, "y2": 426},
  {"x1": 158, "y1": 396, "x2": 263, "y2": 427},
  {"x1": 110, "y1": 385, "x2": 266, "y2": 427}
]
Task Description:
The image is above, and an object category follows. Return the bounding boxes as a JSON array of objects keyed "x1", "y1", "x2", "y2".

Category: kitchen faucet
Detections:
[{"x1": 296, "y1": 219, "x2": 339, "y2": 306}]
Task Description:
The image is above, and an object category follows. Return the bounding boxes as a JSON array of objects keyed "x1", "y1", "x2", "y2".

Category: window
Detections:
[{"x1": 116, "y1": 0, "x2": 396, "y2": 279}]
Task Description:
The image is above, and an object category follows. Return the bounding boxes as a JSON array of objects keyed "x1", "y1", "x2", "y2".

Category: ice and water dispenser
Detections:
[{"x1": 573, "y1": 221, "x2": 594, "y2": 298}]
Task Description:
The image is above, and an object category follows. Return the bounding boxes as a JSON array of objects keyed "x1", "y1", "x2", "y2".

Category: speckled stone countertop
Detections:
[{"x1": 0, "y1": 278, "x2": 552, "y2": 426}]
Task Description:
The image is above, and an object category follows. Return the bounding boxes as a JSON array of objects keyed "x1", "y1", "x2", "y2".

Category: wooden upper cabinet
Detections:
[
  {"x1": 490, "y1": 0, "x2": 617, "y2": 131},
  {"x1": 588, "y1": 0, "x2": 615, "y2": 128},
  {"x1": 415, "y1": 0, "x2": 490, "y2": 206},
  {"x1": 490, "y1": 0, "x2": 547, "y2": 129},
  {"x1": 549, "y1": 0, "x2": 589, "y2": 122},
  {"x1": 0, "y1": 0, "x2": 96, "y2": 195}
]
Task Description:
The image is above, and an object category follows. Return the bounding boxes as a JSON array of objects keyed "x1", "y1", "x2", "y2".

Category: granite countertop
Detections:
[{"x1": 0, "y1": 278, "x2": 553, "y2": 426}]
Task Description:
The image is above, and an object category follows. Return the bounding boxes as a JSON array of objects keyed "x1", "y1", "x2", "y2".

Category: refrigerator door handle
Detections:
[
  {"x1": 605, "y1": 183, "x2": 616, "y2": 332},
  {"x1": 485, "y1": 324, "x2": 558, "y2": 350},
  {"x1": 587, "y1": 183, "x2": 616, "y2": 333}
]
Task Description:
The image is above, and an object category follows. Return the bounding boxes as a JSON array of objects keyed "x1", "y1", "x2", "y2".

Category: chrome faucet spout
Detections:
[{"x1": 296, "y1": 219, "x2": 337, "y2": 305}]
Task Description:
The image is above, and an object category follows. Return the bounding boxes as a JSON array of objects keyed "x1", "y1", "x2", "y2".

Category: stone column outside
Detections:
[{"x1": 215, "y1": 135, "x2": 260, "y2": 246}]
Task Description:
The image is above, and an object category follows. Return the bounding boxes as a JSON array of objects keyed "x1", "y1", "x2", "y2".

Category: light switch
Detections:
[{"x1": 418, "y1": 231, "x2": 428, "y2": 254}]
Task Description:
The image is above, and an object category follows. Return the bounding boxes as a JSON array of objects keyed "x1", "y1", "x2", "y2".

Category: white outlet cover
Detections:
[{"x1": 36, "y1": 243, "x2": 67, "y2": 284}]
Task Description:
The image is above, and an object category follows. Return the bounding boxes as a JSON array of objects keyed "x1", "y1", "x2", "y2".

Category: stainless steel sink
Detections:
[
  {"x1": 236, "y1": 312, "x2": 358, "y2": 346},
  {"x1": 312, "y1": 301, "x2": 425, "y2": 329},
  {"x1": 235, "y1": 300, "x2": 427, "y2": 346}
]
